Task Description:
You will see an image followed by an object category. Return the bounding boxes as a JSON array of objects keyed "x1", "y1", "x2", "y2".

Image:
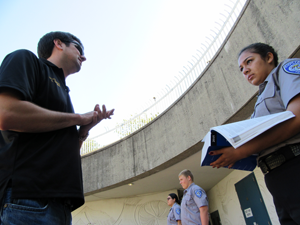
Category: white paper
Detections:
[{"x1": 211, "y1": 111, "x2": 295, "y2": 148}]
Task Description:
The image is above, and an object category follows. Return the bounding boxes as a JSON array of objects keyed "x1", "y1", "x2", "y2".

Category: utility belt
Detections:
[{"x1": 258, "y1": 143, "x2": 300, "y2": 175}]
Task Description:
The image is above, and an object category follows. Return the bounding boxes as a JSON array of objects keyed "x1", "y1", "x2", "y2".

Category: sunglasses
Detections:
[
  {"x1": 70, "y1": 40, "x2": 84, "y2": 56},
  {"x1": 167, "y1": 197, "x2": 171, "y2": 200}
]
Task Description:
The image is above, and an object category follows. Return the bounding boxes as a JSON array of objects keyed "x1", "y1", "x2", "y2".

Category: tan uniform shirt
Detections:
[
  {"x1": 252, "y1": 58, "x2": 300, "y2": 160},
  {"x1": 181, "y1": 183, "x2": 208, "y2": 225}
]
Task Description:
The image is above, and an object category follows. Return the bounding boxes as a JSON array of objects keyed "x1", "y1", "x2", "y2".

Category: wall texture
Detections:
[{"x1": 72, "y1": 190, "x2": 173, "y2": 225}]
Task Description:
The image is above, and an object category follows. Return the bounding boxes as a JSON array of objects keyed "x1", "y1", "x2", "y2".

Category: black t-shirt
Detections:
[{"x1": 0, "y1": 49, "x2": 84, "y2": 210}]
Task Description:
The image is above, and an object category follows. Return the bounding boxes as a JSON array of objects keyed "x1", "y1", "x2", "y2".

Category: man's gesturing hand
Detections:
[
  {"x1": 95, "y1": 104, "x2": 114, "y2": 122},
  {"x1": 78, "y1": 104, "x2": 114, "y2": 139}
]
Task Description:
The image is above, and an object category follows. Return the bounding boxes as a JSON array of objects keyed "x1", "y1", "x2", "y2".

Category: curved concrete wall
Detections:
[{"x1": 82, "y1": 0, "x2": 300, "y2": 195}]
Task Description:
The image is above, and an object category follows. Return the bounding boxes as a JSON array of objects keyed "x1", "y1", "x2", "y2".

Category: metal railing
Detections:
[{"x1": 80, "y1": 0, "x2": 247, "y2": 155}]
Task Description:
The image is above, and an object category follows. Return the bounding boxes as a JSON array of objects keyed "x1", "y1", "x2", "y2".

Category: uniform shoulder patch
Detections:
[
  {"x1": 175, "y1": 208, "x2": 181, "y2": 215},
  {"x1": 283, "y1": 60, "x2": 300, "y2": 75},
  {"x1": 195, "y1": 189, "x2": 202, "y2": 198}
]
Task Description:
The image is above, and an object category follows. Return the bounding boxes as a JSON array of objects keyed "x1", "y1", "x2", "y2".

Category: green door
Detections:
[{"x1": 235, "y1": 173, "x2": 272, "y2": 225}]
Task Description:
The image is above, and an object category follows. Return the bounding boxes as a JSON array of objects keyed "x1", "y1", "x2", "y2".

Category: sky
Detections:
[{"x1": 0, "y1": 0, "x2": 236, "y2": 137}]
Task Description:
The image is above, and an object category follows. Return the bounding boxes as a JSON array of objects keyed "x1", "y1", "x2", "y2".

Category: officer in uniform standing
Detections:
[
  {"x1": 179, "y1": 169, "x2": 209, "y2": 225},
  {"x1": 210, "y1": 43, "x2": 300, "y2": 224},
  {"x1": 167, "y1": 193, "x2": 182, "y2": 225}
]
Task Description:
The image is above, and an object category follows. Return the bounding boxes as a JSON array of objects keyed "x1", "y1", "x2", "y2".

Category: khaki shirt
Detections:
[
  {"x1": 252, "y1": 58, "x2": 300, "y2": 160},
  {"x1": 181, "y1": 183, "x2": 208, "y2": 225},
  {"x1": 167, "y1": 202, "x2": 181, "y2": 225}
]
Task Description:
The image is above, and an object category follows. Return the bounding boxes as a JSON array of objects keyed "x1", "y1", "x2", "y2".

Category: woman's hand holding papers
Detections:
[{"x1": 209, "y1": 146, "x2": 245, "y2": 169}]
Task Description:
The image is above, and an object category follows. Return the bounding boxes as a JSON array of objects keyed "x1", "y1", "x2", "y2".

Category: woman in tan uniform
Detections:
[{"x1": 210, "y1": 43, "x2": 300, "y2": 224}]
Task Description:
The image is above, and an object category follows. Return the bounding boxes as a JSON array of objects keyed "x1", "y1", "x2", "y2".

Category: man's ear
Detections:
[
  {"x1": 266, "y1": 52, "x2": 274, "y2": 65},
  {"x1": 53, "y1": 39, "x2": 64, "y2": 51}
]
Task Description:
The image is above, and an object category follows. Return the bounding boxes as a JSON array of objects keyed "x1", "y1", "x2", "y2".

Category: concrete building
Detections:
[{"x1": 72, "y1": 0, "x2": 300, "y2": 224}]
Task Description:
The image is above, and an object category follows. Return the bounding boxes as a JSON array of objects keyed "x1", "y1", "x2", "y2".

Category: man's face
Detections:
[
  {"x1": 64, "y1": 40, "x2": 86, "y2": 74},
  {"x1": 179, "y1": 175, "x2": 191, "y2": 189}
]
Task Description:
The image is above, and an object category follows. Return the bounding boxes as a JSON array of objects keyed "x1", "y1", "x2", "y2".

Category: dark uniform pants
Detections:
[{"x1": 265, "y1": 156, "x2": 300, "y2": 225}]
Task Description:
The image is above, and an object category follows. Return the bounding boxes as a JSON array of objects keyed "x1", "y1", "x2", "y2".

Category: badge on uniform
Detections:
[
  {"x1": 176, "y1": 208, "x2": 181, "y2": 215},
  {"x1": 283, "y1": 60, "x2": 300, "y2": 75},
  {"x1": 195, "y1": 189, "x2": 202, "y2": 198}
]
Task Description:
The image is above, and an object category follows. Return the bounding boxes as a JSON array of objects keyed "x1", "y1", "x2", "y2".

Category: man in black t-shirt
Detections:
[{"x1": 0, "y1": 31, "x2": 114, "y2": 224}]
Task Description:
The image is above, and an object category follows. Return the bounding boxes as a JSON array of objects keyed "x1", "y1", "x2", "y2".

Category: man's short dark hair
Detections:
[
  {"x1": 178, "y1": 169, "x2": 194, "y2": 182},
  {"x1": 37, "y1": 31, "x2": 83, "y2": 59}
]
